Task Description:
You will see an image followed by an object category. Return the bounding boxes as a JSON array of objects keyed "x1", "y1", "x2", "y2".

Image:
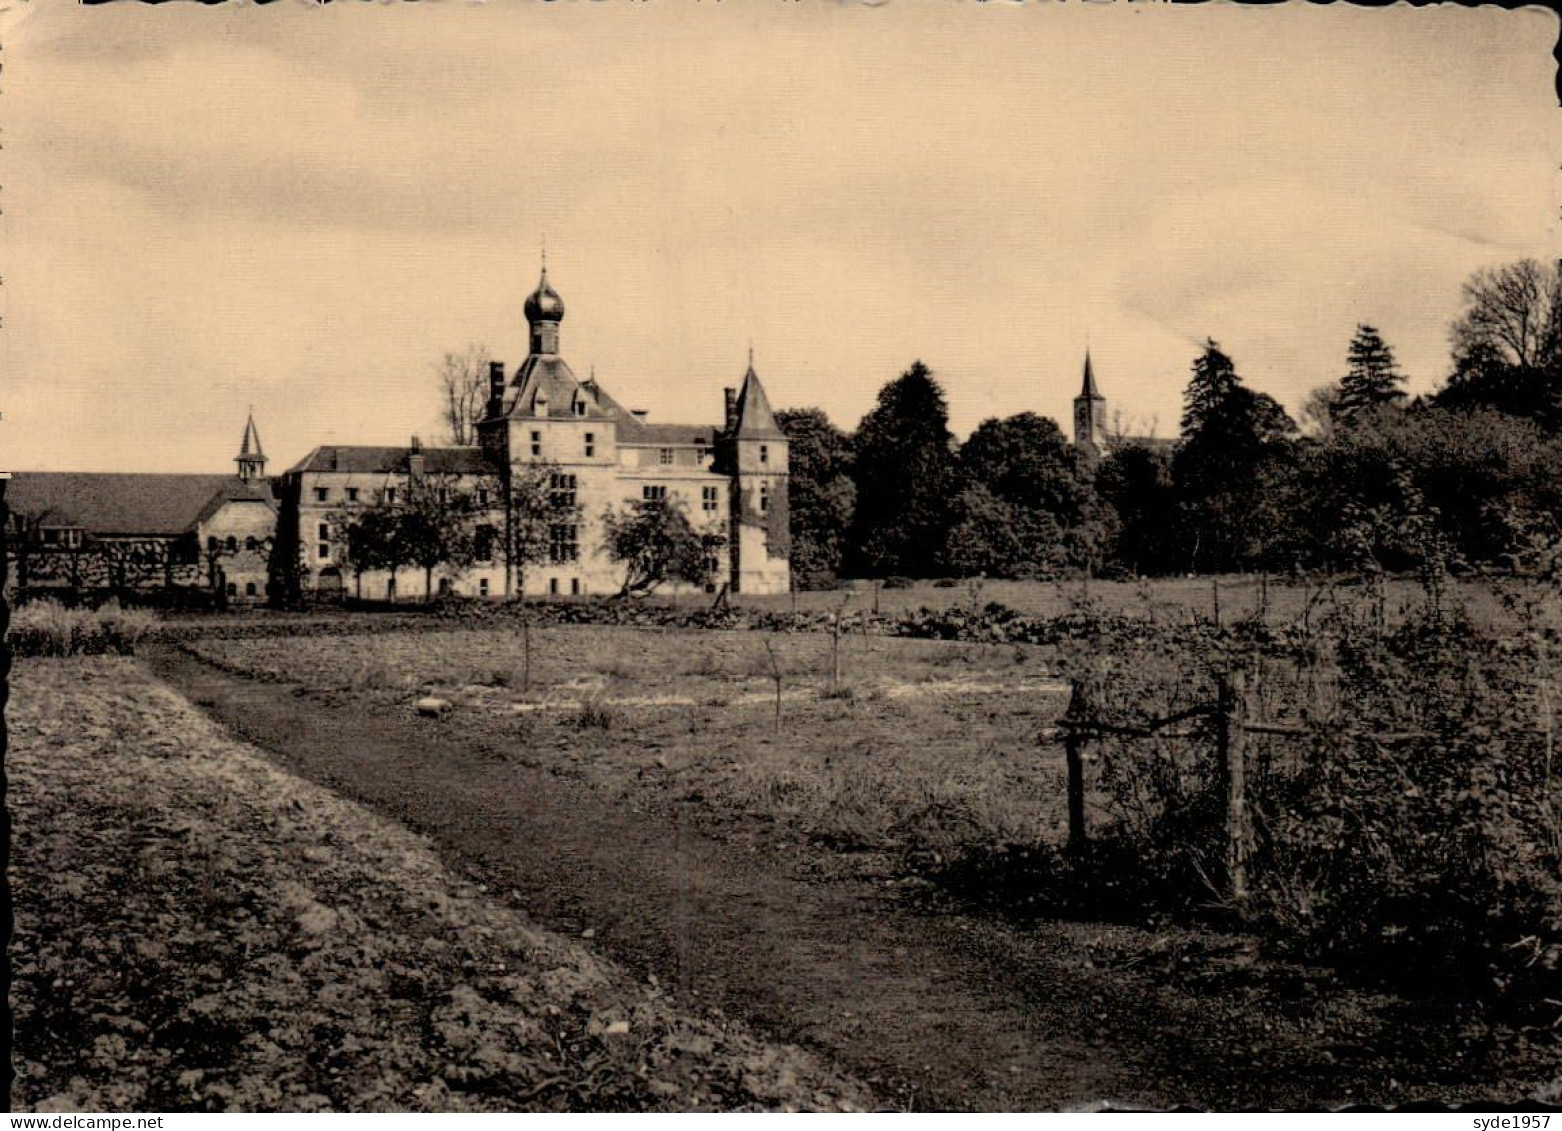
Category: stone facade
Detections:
[{"x1": 285, "y1": 269, "x2": 792, "y2": 600}]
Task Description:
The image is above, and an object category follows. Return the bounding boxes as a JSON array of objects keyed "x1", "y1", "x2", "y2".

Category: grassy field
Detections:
[
  {"x1": 185, "y1": 626, "x2": 1073, "y2": 857},
  {"x1": 8, "y1": 658, "x2": 875, "y2": 1112}
]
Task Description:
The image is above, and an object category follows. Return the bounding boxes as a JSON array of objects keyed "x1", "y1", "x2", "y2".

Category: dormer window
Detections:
[{"x1": 575, "y1": 400, "x2": 588, "y2": 417}]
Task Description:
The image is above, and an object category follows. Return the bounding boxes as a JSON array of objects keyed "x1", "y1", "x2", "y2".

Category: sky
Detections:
[{"x1": 2, "y1": 0, "x2": 1558, "y2": 474}]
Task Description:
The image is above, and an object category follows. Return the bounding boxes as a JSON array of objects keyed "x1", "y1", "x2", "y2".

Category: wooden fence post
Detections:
[
  {"x1": 1063, "y1": 683, "x2": 1088, "y2": 853},
  {"x1": 830, "y1": 614, "x2": 842, "y2": 693},
  {"x1": 1217, "y1": 669, "x2": 1251, "y2": 910}
]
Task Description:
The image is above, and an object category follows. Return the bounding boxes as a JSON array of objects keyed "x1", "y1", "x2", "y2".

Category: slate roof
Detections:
[
  {"x1": 732, "y1": 364, "x2": 785, "y2": 440},
  {"x1": 7, "y1": 473, "x2": 274, "y2": 537},
  {"x1": 286, "y1": 446, "x2": 497, "y2": 476},
  {"x1": 620, "y1": 422, "x2": 719, "y2": 447}
]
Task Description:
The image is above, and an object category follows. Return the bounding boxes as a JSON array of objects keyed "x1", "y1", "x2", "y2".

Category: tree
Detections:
[
  {"x1": 435, "y1": 344, "x2": 492, "y2": 447},
  {"x1": 329, "y1": 503, "x2": 392, "y2": 599},
  {"x1": 1180, "y1": 339, "x2": 1244, "y2": 439},
  {"x1": 602, "y1": 497, "x2": 725, "y2": 597},
  {"x1": 1437, "y1": 259, "x2": 1562, "y2": 429},
  {"x1": 267, "y1": 476, "x2": 308, "y2": 609},
  {"x1": 1097, "y1": 444, "x2": 1178, "y2": 576},
  {"x1": 776, "y1": 408, "x2": 855, "y2": 590},
  {"x1": 1332, "y1": 324, "x2": 1407, "y2": 427},
  {"x1": 942, "y1": 483, "x2": 1039, "y2": 579},
  {"x1": 1172, "y1": 341, "x2": 1300, "y2": 572},
  {"x1": 1450, "y1": 259, "x2": 1561, "y2": 372},
  {"x1": 952, "y1": 412, "x2": 1097, "y2": 577},
  {"x1": 847, "y1": 361, "x2": 957, "y2": 578},
  {"x1": 499, "y1": 462, "x2": 580, "y2": 600},
  {"x1": 400, "y1": 473, "x2": 483, "y2": 600}
]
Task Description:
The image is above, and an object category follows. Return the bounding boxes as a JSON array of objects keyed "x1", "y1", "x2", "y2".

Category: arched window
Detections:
[
  {"x1": 225, "y1": 536, "x2": 238, "y2": 553},
  {"x1": 244, "y1": 536, "x2": 258, "y2": 552}
]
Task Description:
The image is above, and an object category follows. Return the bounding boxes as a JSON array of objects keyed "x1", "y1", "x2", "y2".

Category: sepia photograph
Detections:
[{"x1": 3, "y1": 0, "x2": 1561, "y2": 1113}]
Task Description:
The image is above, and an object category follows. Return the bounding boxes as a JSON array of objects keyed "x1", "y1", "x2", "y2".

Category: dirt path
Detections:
[{"x1": 145, "y1": 645, "x2": 1526, "y2": 1111}]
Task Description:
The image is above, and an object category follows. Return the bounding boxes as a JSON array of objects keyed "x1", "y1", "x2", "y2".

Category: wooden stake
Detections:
[
  {"x1": 1063, "y1": 684, "x2": 1088, "y2": 853},
  {"x1": 763, "y1": 638, "x2": 783, "y2": 733},
  {"x1": 522, "y1": 616, "x2": 532, "y2": 694},
  {"x1": 1217, "y1": 669, "x2": 1251, "y2": 910}
]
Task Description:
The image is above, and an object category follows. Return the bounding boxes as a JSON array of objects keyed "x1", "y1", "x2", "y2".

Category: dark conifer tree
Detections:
[
  {"x1": 846, "y1": 361, "x2": 956, "y2": 578},
  {"x1": 1332, "y1": 324, "x2": 1407, "y2": 426}
]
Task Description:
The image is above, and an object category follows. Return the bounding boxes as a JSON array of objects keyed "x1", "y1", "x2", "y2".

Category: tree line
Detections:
[{"x1": 782, "y1": 257, "x2": 1562, "y2": 587}]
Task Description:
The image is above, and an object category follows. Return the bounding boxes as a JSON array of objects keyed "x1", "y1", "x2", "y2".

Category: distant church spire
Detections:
[
  {"x1": 1073, "y1": 351, "x2": 1106, "y2": 456},
  {"x1": 235, "y1": 410, "x2": 267, "y2": 483},
  {"x1": 1080, "y1": 349, "x2": 1102, "y2": 400}
]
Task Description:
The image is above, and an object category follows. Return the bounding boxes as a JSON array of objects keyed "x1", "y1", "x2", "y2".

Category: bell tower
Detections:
[{"x1": 235, "y1": 411, "x2": 267, "y2": 483}]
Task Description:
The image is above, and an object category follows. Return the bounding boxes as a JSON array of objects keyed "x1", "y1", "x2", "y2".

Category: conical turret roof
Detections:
[{"x1": 732, "y1": 356, "x2": 784, "y2": 440}]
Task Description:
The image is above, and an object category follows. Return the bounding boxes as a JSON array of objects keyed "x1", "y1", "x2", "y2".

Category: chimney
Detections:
[
  {"x1": 409, "y1": 435, "x2": 425, "y2": 480},
  {"x1": 724, "y1": 387, "x2": 738, "y2": 433},
  {"x1": 487, "y1": 360, "x2": 506, "y2": 417}
]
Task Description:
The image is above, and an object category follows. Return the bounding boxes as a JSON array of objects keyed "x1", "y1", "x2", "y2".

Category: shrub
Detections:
[
  {"x1": 881, "y1": 576, "x2": 915, "y2": 590},
  {"x1": 1028, "y1": 590, "x2": 1562, "y2": 1014},
  {"x1": 568, "y1": 696, "x2": 619, "y2": 731},
  {"x1": 8, "y1": 599, "x2": 157, "y2": 657}
]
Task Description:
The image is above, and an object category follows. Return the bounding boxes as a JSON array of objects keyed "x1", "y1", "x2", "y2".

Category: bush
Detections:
[
  {"x1": 1027, "y1": 590, "x2": 1562, "y2": 1014},
  {"x1": 881, "y1": 576, "x2": 915, "y2": 590},
  {"x1": 8, "y1": 599, "x2": 158, "y2": 657}
]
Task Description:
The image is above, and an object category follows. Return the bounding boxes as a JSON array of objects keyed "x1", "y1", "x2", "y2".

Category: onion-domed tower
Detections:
[{"x1": 524, "y1": 266, "x2": 566, "y2": 355}]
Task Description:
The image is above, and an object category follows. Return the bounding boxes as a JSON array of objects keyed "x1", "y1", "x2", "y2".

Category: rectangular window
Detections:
[
  {"x1": 317, "y1": 522, "x2": 330, "y2": 540},
  {"x1": 584, "y1": 432, "x2": 596, "y2": 458},
  {"x1": 477, "y1": 487, "x2": 490, "y2": 508},
  {"x1": 549, "y1": 577, "x2": 560, "y2": 596},
  {"x1": 549, "y1": 472, "x2": 578, "y2": 511},
  {"x1": 759, "y1": 484, "x2": 771, "y2": 514},
  {"x1": 659, "y1": 448, "x2": 674, "y2": 466},
  {"x1": 475, "y1": 524, "x2": 497, "y2": 563},
  {"x1": 531, "y1": 430, "x2": 543, "y2": 457},
  {"x1": 479, "y1": 577, "x2": 490, "y2": 598},
  {"x1": 384, "y1": 486, "x2": 398, "y2": 505},
  {"x1": 317, "y1": 543, "x2": 330, "y2": 560},
  {"x1": 314, "y1": 486, "x2": 329, "y2": 503},
  {"x1": 759, "y1": 444, "x2": 769, "y2": 465},
  {"x1": 696, "y1": 446, "x2": 710, "y2": 463},
  {"x1": 643, "y1": 485, "x2": 667, "y2": 502},
  {"x1": 570, "y1": 578, "x2": 581, "y2": 596},
  {"x1": 346, "y1": 487, "x2": 360, "y2": 503},
  {"x1": 702, "y1": 485, "x2": 719, "y2": 513},
  {"x1": 548, "y1": 524, "x2": 579, "y2": 564},
  {"x1": 245, "y1": 582, "x2": 258, "y2": 598}
]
